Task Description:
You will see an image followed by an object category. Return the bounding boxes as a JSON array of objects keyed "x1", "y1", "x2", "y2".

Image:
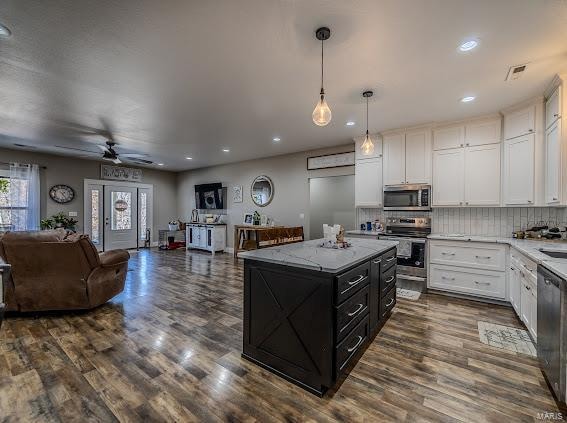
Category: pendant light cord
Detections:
[
  {"x1": 320, "y1": 39, "x2": 324, "y2": 96},
  {"x1": 366, "y1": 96, "x2": 369, "y2": 135}
]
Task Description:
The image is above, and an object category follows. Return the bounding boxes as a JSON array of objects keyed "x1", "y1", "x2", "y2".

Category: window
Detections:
[
  {"x1": 0, "y1": 176, "x2": 11, "y2": 231},
  {"x1": 140, "y1": 191, "x2": 147, "y2": 240},
  {"x1": 0, "y1": 164, "x2": 40, "y2": 232},
  {"x1": 90, "y1": 189, "x2": 100, "y2": 244}
]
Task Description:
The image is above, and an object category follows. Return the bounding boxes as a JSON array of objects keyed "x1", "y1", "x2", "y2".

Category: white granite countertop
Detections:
[
  {"x1": 345, "y1": 230, "x2": 384, "y2": 237},
  {"x1": 239, "y1": 238, "x2": 398, "y2": 273},
  {"x1": 428, "y1": 233, "x2": 567, "y2": 279}
]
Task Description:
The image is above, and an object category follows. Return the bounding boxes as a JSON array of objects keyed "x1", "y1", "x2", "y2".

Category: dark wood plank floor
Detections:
[{"x1": 0, "y1": 249, "x2": 561, "y2": 422}]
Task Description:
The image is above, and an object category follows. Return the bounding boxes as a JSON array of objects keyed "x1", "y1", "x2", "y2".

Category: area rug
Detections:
[
  {"x1": 396, "y1": 288, "x2": 421, "y2": 301},
  {"x1": 477, "y1": 321, "x2": 536, "y2": 357}
]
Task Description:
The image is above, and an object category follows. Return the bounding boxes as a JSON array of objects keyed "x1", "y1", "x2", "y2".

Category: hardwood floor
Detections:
[{"x1": 0, "y1": 249, "x2": 561, "y2": 422}]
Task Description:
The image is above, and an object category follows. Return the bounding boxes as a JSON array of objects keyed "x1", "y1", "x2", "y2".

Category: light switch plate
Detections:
[
  {"x1": 68, "y1": 211, "x2": 78, "y2": 217},
  {"x1": 299, "y1": 213, "x2": 305, "y2": 219}
]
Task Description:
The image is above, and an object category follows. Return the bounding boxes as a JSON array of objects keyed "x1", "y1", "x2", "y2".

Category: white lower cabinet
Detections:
[
  {"x1": 428, "y1": 240, "x2": 507, "y2": 300},
  {"x1": 186, "y1": 224, "x2": 227, "y2": 254},
  {"x1": 520, "y1": 275, "x2": 537, "y2": 341},
  {"x1": 510, "y1": 248, "x2": 538, "y2": 340},
  {"x1": 509, "y1": 263, "x2": 522, "y2": 316}
]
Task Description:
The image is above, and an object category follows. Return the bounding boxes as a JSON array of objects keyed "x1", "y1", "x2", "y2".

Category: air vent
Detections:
[{"x1": 506, "y1": 63, "x2": 528, "y2": 81}]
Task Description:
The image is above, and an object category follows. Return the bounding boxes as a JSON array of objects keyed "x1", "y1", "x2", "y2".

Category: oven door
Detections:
[
  {"x1": 379, "y1": 236, "x2": 427, "y2": 278},
  {"x1": 383, "y1": 184, "x2": 430, "y2": 211}
]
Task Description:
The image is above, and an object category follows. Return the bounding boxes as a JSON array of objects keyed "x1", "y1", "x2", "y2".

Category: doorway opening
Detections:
[{"x1": 84, "y1": 179, "x2": 153, "y2": 251}]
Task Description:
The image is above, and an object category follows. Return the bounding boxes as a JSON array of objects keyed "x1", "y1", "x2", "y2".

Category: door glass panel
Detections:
[
  {"x1": 111, "y1": 191, "x2": 132, "y2": 230},
  {"x1": 91, "y1": 189, "x2": 100, "y2": 243},
  {"x1": 140, "y1": 192, "x2": 147, "y2": 240}
]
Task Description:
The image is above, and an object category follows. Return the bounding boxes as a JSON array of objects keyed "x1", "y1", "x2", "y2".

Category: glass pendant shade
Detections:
[
  {"x1": 361, "y1": 132, "x2": 374, "y2": 155},
  {"x1": 312, "y1": 95, "x2": 332, "y2": 126}
]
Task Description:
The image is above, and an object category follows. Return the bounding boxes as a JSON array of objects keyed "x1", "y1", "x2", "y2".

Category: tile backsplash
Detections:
[{"x1": 357, "y1": 207, "x2": 567, "y2": 238}]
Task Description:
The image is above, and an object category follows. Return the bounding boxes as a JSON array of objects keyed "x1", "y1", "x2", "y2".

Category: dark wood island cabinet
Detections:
[{"x1": 240, "y1": 238, "x2": 398, "y2": 396}]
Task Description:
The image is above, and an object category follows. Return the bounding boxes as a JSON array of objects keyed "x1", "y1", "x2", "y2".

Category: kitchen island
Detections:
[{"x1": 240, "y1": 238, "x2": 398, "y2": 396}]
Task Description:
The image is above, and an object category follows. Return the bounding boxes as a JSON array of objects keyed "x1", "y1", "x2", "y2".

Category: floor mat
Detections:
[
  {"x1": 478, "y1": 321, "x2": 536, "y2": 357},
  {"x1": 396, "y1": 288, "x2": 421, "y2": 301}
]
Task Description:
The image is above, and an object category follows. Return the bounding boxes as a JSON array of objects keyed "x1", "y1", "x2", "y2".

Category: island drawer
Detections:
[
  {"x1": 336, "y1": 285, "x2": 369, "y2": 343},
  {"x1": 381, "y1": 248, "x2": 397, "y2": 272},
  {"x1": 380, "y1": 265, "x2": 396, "y2": 297},
  {"x1": 335, "y1": 315, "x2": 369, "y2": 375},
  {"x1": 380, "y1": 285, "x2": 396, "y2": 319},
  {"x1": 336, "y1": 261, "x2": 370, "y2": 304}
]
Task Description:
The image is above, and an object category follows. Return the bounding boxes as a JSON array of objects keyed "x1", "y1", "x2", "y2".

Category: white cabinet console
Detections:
[{"x1": 186, "y1": 224, "x2": 227, "y2": 255}]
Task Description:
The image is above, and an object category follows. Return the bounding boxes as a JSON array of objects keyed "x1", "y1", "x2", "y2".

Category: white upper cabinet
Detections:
[
  {"x1": 432, "y1": 148, "x2": 464, "y2": 206},
  {"x1": 465, "y1": 118, "x2": 501, "y2": 147},
  {"x1": 503, "y1": 134, "x2": 535, "y2": 205},
  {"x1": 433, "y1": 125, "x2": 464, "y2": 151},
  {"x1": 383, "y1": 132, "x2": 406, "y2": 185},
  {"x1": 405, "y1": 129, "x2": 431, "y2": 184},
  {"x1": 546, "y1": 85, "x2": 562, "y2": 130},
  {"x1": 545, "y1": 120, "x2": 561, "y2": 204},
  {"x1": 464, "y1": 144, "x2": 501, "y2": 206},
  {"x1": 354, "y1": 134, "x2": 382, "y2": 161},
  {"x1": 355, "y1": 158, "x2": 383, "y2": 207},
  {"x1": 504, "y1": 105, "x2": 536, "y2": 140}
]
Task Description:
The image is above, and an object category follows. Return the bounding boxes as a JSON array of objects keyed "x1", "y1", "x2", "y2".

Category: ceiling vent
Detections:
[{"x1": 506, "y1": 63, "x2": 528, "y2": 81}]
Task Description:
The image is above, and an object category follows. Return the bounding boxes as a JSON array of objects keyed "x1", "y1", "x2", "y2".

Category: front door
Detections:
[{"x1": 104, "y1": 185, "x2": 138, "y2": 250}]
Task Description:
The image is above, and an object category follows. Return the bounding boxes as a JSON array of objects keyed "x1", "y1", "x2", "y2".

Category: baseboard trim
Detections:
[{"x1": 224, "y1": 247, "x2": 234, "y2": 254}]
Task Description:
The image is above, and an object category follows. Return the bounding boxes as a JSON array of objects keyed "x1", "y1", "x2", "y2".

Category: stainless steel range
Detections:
[{"x1": 379, "y1": 216, "x2": 431, "y2": 292}]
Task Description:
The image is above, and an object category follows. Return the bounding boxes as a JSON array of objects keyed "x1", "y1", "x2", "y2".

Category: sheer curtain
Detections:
[{"x1": 9, "y1": 163, "x2": 40, "y2": 231}]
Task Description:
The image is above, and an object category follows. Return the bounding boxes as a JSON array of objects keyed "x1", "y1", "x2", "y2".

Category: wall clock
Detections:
[{"x1": 49, "y1": 185, "x2": 75, "y2": 204}]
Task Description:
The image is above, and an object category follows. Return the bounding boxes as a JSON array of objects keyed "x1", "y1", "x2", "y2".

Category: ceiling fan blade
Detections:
[
  {"x1": 54, "y1": 145, "x2": 99, "y2": 154},
  {"x1": 112, "y1": 158, "x2": 122, "y2": 165},
  {"x1": 97, "y1": 144, "x2": 110, "y2": 153}
]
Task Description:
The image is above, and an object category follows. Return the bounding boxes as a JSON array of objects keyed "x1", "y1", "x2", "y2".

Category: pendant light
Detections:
[
  {"x1": 312, "y1": 27, "x2": 332, "y2": 126},
  {"x1": 360, "y1": 90, "x2": 374, "y2": 155}
]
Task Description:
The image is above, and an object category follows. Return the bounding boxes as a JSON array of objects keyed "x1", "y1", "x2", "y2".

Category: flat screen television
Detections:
[{"x1": 195, "y1": 183, "x2": 224, "y2": 209}]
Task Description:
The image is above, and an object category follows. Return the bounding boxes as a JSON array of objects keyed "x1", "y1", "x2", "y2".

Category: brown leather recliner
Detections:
[{"x1": 0, "y1": 229, "x2": 129, "y2": 312}]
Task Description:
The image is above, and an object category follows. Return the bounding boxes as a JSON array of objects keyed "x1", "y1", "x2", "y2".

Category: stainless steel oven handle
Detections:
[{"x1": 347, "y1": 303, "x2": 364, "y2": 317}]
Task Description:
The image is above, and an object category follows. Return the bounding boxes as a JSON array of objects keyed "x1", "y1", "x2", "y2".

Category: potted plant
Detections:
[{"x1": 41, "y1": 212, "x2": 78, "y2": 231}]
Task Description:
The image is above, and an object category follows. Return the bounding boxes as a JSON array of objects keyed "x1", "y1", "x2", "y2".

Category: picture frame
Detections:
[
  {"x1": 244, "y1": 213, "x2": 253, "y2": 225},
  {"x1": 233, "y1": 185, "x2": 243, "y2": 203}
]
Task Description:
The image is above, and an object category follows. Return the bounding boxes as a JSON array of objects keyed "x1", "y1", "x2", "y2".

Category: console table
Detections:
[{"x1": 233, "y1": 225, "x2": 304, "y2": 258}]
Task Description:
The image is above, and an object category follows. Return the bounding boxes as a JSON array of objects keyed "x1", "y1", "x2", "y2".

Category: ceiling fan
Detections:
[{"x1": 54, "y1": 119, "x2": 154, "y2": 165}]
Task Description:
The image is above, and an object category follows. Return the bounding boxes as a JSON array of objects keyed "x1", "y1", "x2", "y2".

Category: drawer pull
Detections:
[
  {"x1": 347, "y1": 303, "x2": 364, "y2": 317},
  {"x1": 475, "y1": 255, "x2": 492, "y2": 259},
  {"x1": 441, "y1": 276, "x2": 456, "y2": 281},
  {"x1": 386, "y1": 256, "x2": 396, "y2": 262},
  {"x1": 474, "y1": 281, "x2": 490, "y2": 286},
  {"x1": 545, "y1": 279, "x2": 552, "y2": 285},
  {"x1": 385, "y1": 275, "x2": 395, "y2": 284},
  {"x1": 525, "y1": 285, "x2": 531, "y2": 291},
  {"x1": 385, "y1": 298, "x2": 395, "y2": 307},
  {"x1": 441, "y1": 252, "x2": 456, "y2": 256},
  {"x1": 340, "y1": 275, "x2": 367, "y2": 294},
  {"x1": 372, "y1": 259, "x2": 382, "y2": 264},
  {"x1": 347, "y1": 335, "x2": 364, "y2": 353},
  {"x1": 522, "y1": 263, "x2": 534, "y2": 273}
]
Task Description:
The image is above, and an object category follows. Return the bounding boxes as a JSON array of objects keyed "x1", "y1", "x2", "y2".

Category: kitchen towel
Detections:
[{"x1": 397, "y1": 239, "x2": 412, "y2": 258}]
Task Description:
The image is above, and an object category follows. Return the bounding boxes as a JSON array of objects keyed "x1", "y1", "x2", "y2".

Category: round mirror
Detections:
[{"x1": 251, "y1": 175, "x2": 274, "y2": 207}]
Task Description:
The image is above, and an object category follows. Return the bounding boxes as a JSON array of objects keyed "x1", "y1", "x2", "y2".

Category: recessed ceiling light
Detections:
[
  {"x1": 185, "y1": 157, "x2": 193, "y2": 160},
  {"x1": 459, "y1": 39, "x2": 478, "y2": 52},
  {"x1": 157, "y1": 163, "x2": 164, "y2": 166},
  {"x1": 460, "y1": 96, "x2": 476, "y2": 103},
  {"x1": 222, "y1": 149, "x2": 230, "y2": 152},
  {"x1": 0, "y1": 23, "x2": 12, "y2": 38},
  {"x1": 273, "y1": 137, "x2": 281, "y2": 142},
  {"x1": 346, "y1": 121, "x2": 355, "y2": 126}
]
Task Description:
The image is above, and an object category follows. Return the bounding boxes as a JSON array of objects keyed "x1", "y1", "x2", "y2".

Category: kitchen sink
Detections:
[{"x1": 539, "y1": 249, "x2": 567, "y2": 259}]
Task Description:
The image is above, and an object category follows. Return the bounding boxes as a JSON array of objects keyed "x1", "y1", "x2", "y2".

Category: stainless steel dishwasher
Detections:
[{"x1": 537, "y1": 266, "x2": 563, "y2": 402}]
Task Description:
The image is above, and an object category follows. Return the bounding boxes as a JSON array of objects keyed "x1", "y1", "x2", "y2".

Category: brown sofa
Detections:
[{"x1": 0, "y1": 229, "x2": 129, "y2": 312}]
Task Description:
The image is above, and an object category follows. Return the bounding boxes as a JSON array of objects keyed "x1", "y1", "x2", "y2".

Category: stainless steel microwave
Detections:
[{"x1": 383, "y1": 184, "x2": 431, "y2": 211}]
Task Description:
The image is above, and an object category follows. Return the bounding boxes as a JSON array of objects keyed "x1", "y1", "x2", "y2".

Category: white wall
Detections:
[
  {"x1": 177, "y1": 145, "x2": 355, "y2": 248},
  {"x1": 0, "y1": 148, "x2": 178, "y2": 241}
]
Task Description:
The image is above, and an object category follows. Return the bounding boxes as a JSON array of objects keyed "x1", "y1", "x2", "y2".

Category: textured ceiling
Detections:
[{"x1": 1, "y1": 0, "x2": 567, "y2": 170}]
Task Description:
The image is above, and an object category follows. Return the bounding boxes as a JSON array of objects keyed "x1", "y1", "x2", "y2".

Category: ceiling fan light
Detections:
[
  {"x1": 361, "y1": 133, "x2": 374, "y2": 156},
  {"x1": 312, "y1": 96, "x2": 332, "y2": 126}
]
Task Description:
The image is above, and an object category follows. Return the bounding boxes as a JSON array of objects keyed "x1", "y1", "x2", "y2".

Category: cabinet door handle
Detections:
[
  {"x1": 553, "y1": 197, "x2": 558, "y2": 201},
  {"x1": 347, "y1": 303, "x2": 364, "y2": 317},
  {"x1": 386, "y1": 256, "x2": 396, "y2": 262},
  {"x1": 347, "y1": 275, "x2": 365, "y2": 286},
  {"x1": 372, "y1": 259, "x2": 381, "y2": 264},
  {"x1": 475, "y1": 255, "x2": 492, "y2": 259},
  {"x1": 441, "y1": 276, "x2": 456, "y2": 281},
  {"x1": 522, "y1": 263, "x2": 534, "y2": 273},
  {"x1": 545, "y1": 279, "x2": 552, "y2": 285},
  {"x1": 460, "y1": 143, "x2": 464, "y2": 147},
  {"x1": 474, "y1": 281, "x2": 491, "y2": 286},
  {"x1": 385, "y1": 276, "x2": 395, "y2": 284},
  {"x1": 528, "y1": 128, "x2": 534, "y2": 132},
  {"x1": 347, "y1": 335, "x2": 364, "y2": 353},
  {"x1": 385, "y1": 298, "x2": 395, "y2": 307},
  {"x1": 525, "y1": 285, "x2": 531, "y2": 291},
  {"x1": 554, "y1": 113, "x2": 559, "y2": 118},
  {"x1": 441, "y1": 252, "x2": 456, "y2": 256}
]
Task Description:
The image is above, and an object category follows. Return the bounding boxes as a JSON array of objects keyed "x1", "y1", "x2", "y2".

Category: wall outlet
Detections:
[
  {"x1": 68, "y1": 211, "x2": 78, "y2": 217},
  {"x1": 299, "y1": 213, "x2": 305, "y2": 219}
]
